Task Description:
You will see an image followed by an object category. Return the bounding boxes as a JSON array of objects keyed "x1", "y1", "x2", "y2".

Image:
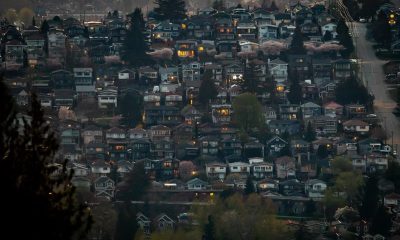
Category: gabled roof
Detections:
[
  {"x1": 266, "y1": 135, "x2": 288, "y2": 145},
  {"x1": 95, "y1": 176, "x2": 114, "y2": 185},
  {"x1": 187, "y1": 178, "x2": 208, "y2": 185},
  {"x1": 301, "y1": 102, "x2": 321, "y2": 108},
  {"x1": 323, "y1": 101, "x2": 343, "y2": 109},
  {"x1": 343, "y1": 119, "x2": 369, "y2": 127}
]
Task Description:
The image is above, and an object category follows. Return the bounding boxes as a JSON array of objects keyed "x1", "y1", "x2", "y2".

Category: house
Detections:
[
  {"x1": 268, "y1": 58, "x2": 288, "y2": 83},
  {"x1": 182, "y1": 61, "x2": 201, "y2": 82},
  {"x1": 206, "y1": 163, "x2": 227, "y2": 180},
  {"x1": 258, "y1": 24, "x2": 278, "y2": 42},
  {"x1": 130, "y1": 139, "x2": 151, "y2": 160},
  {"x1": 224, "y1": 63, "x2": 244, "y2": 85},
  {"x1": 279, "y1": 179, "x2": 304, "y2": 196},
  {"x1": 136, "y1": 212, "x2": 151, "y2": 234},
  {"x1": 85, "y1": 142, "x2": 108, "y2": 161},
  {"x1": 305, "y1": 179, "x2": 327, "y2": 199},
  {"x1": 252, "y1": 8, "x2": 275, "y2": 25},
  {"x1": 151, "y1": 140, "x2": 174, "y2": 159},
  {"x1": 269, "y1": 120, "x2": 301, "y2": 135},
  {"x1": 71, "y1": 177, "x2": 91, "y2": 190},
  {"x1": 300, "y1": 22, "x2": 320, "y2": 37},
  {"x1": 244, "y1": 141, "x2": 265, "y2": 159},
  {"x1": 143, "y1": 106, "x2": 181, "y2": 126},
  {"x1": 187, "y1": 178, "x2": 208, "y2": 190},
  {"x1": 357, "y1": 138, "x2": 382, "y2": 155},
  {"x1": 323, "y1": 101, "x2": 343, "y2": 117},
  {"x1": 279, "y1": 104, "x2": 300, "y2": 120},
  {"x1": 332, "y1": 59, "x2": 357, "y2": 83},
  {"x1": 4, "y1": 39, "x2": 26, "y2": 71},
  {"x1": 159, "y1": 65, "x2": 179, "y2": 83},
  {"x1": 236, "y1": 21, "x2": 257, "y2": 40},
  {"x1": 384, "y1": 193, "x2": 400, "y2": 207},
  {"x1": 205, "y1": 63, "x2": 223, "y2": 84},
  {"x1": 220, "y1": 137, "x2": 242, "y2": 157},
  {"x1": 345, "y1": 104, "x2": 367, "y2": 118},
  {"x1": 106, "y1": 127, "x2": 126, "y2": 141},
  {"x1": 312, "y1": 116, "x2": 338, "y2": 135},
  {"x1": 257, "y1": 178, "x2": 279, "y2": 192},
  {"x1": 367, "y1": 154, "x2": 389, "y2": 172},
  {"x1": 186, "y1": 15, "x2": 214, "y2": 39},
  {"x1": 152, "y1": 21, "x2": 181, "y2": 42},
  {"x1": 116, "y1": 160, "x2": 133, "y2": 178},
  {"x1": 118, "y1": 68, "x2": 135, "y2": 82},
  {"x1": 351, "y1": 154, "x2": 367, "y2": 172},
  {"x1": 73, "y1": 68, "x2": 95, "y2": 98},
  {"x1": 128, "y1": 128, "x2": 149, "y2": 140},
  {"x1": 48, "y1": 29, "x2": 67, "y2": 66},
  {"x1": 51, "y1": 69, "x2": 74, "y2": 89},
  {"x1": 291, "y1": 139, "x2": 310, "y2": 156},
  {"x1": 287, "y1": 54, "x2": 312, "y2": 81},
  {"x1": 275, "y1": 156, "x2": 296, "y2": 179},
  {"x1": 228, "y1": 162, "x2": 251, "y2": 178},
  {"x1": 98, "y1": 86, "x2": 118, "y2": 108},
  {"x1": 138, "y1": 66, "x2": 158, "y2": 84},
  {"x1": 200, "y1": 136, "x2": 219, "y2": 156},
  {"x1": 312, "y1": 58, "x2": 332, "y2": 86},
  {"x1": 214, "y1": 15, "x2": 235, "y2": 41},
  {"x1": 68, "y1": 162, "x2": 89, "y2": 177},
  {"x1": 211, "y1": 104, "x2": 232, "y2": 124},
  {"x1": 343, "y1": 119, "x2": 370, "y2": 135},
  {"x1": 94, "y1": 176, "x2": 115, "y2": 199},
  {"x1": 54, "y1": 89, "x2": 75, "y2": 108},
  {"x1": 181, "y1": 105, "x2": 202, "y2": 124},
  {"x1": 301, "y1": 102, "x2": 321, "y2": 119},
  {"x1": 266, "y1": 136, "x2": 288, "y2": 157},
  {"x1": 321, "y1": 22, "x2": 337, "y2": 38},
  {"x1": 149, "y1": 125, "x2": 171, "y2": 141},
  {"x1": 175, "y1": 40, "x2": 197, "y2": 58},
  {"x1": 90, "y1": 160, "x2": 111, "y2": 176},
  {"x1": 154, "y1": 214, "x2": 175, "y2": 231},
  {"x1": 251, "y1": 162, "x2": 274, "y2": 179},
  {"x1": 82, "y1": 124, "x2": 103, "y2": 145}
]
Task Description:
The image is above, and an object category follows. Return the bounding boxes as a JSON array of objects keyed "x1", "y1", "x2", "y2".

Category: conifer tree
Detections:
[
  {"x1": 198, "y1": 69, "x2": 218, "y2": 107},
  {"x1": 122, "y1": 8, "x2": 152, "y2": 67},
  {"x1": 288, "y1": 26, "x2": 306, "y2": 54},
  {"x1": 304, "y1": 121, "x2": 316, "y2": 142},
  {"x1": 154, "y1": 0, "x2": 187, "y2": 21},
  {"x1": 0, "y1": 77, "x2": 92, "y2": 240},
  {"x1": 244, "y1": 176, "x2": 256, "y2": 195}
]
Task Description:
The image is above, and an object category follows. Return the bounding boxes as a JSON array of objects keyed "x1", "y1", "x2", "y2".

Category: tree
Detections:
[
  {"x1": 360, "y1": 0, "x2": 386, "y2": 19},
  {"x1": 179, "y1": 161, "x2": 196, "y2": 181},
  {"x1": 243, "y1": 63, "x2": 258, "y2": 93},
  {"x1": 232, "y1": 93, "x2": 264, "y2": 132},
  {"x1": 322, "y1": 30, "x2": 333, "y2": 42},
  {"x1": 295, "y1": 222, "x2": 313, "y2": 240},
  {"x1": 32, "y1": 16, "x2": 36, "y2": 26},
  {"x1": 359, "y1": 175, "x2": 379, "y2": 220},
  {"x1": 244, "y1": 176, "x2": 255, "y2": 195},
  {"x1": 304, "y1": 122, "x2": 316, "y2": 142},
  {"x1": 269, "y1": 1, "x2": 279, "y2": 12},
  {"x1": 19, "y1": 7, "x2": 34, "y2": 26},
  {"x1": 89, "y1": 202, "x2": 118, "y2": 240},
  {"x1": 317, "y1": 144, "x2": 329, "y2": 159},
  {"x1": 198, "y1": 69, "x2": 218, "y2": 107},
  {"x1": 343, "y1": 0, "x2": 360, "y2": 20},
  {"x1": 372, "y1": 12, "x2": 392, "y2": 47},
  {"x1": 334, "y1": 171, "x2": 364, "y2": 205},
  {"x1": 117, "y1": 161, "x2": 150, "y2": 201},
  {"x1": 287, "y1": 74, "x2": 303, "y2": 104},
  {"x1": 336, "y1": 18, "x2": 354, "y2": 58},
  {"x1": 118, "y1": 90, "x2": 143, "y2": 128},
  {"x1": 331, "y1": 156, "x2": 353, "y2": 174},
  {"x1": 154, "y1": 0, "x2": 186, "y2": 21},
  {"x1": 288, "y1": 26, "x2": 306, "y2": 54},
  {"x1": 335, "y1": 77, "x2": 371, "y2": 105},
  {"x1": 122, "y1": 8, "x2": 152, "y2": 67},
  {"x1": 369, "y1": 205, "x2": 392, "y2": 237},
  {"x1": 304, "y1": 199, "x2": 317, "y2": 217},
  {"x1": 385, "y1": 161, "x2": 400, "y2": 192},
  {"x1": 203, "y1": 215, "x2": 216, "y2": 240},
  {"x1": 114, "y1": 204, "x2": 138, "y2": 240},
  {"x1": 212, "y1": 0, "x2": 225, "y2": 11},
  {"x1": 0, "y1": 78, "x2": 92, "y2": 239},
  {"x1": 3, "y1": 8, "x2": 18, "y2": 24}
]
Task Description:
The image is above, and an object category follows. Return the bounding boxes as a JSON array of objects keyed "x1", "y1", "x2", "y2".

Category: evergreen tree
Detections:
[
  {"x1": 287, "y1": 74, "x2": 303, "y2": 104},
  {"x1": 203, "y1": 215, "x2": 215, "y2": 240},
  {"x1": 343, "y1": 0, "x2": 360, "y2": 20},
  {"x1": 212, "y1": 0, "x2": 225, "y2": 11},
  {"x1": 317, "y1": 144, "x2": 329, "y2": 159},
  {"x1": 360, "y1": 0, "x2": 386, "y2": 19},
  {"x1": 369, "y1": 205, "x2": 392, "y2": 237},
  {"x1": 40, "y1": 20, "x2": 49, "y2": 55},
  {"x1": 372, "y1": 12, "x2": 392, "y2": 47},
  {"x1": 198, "y1": 69, "x2": 218, "y2": 107},
  {"x1": 304, "y1": 122, "x2": 316, "y2": 142},
  {"x1": 122, "y1": 8, "x2": 152, "y2": 67},
  {"x1": 335, "y1": 77, "x2": 370, "y2": 105},
  {"x1": 243, "y1": 63, "x2": 258, "y2": 93},
  {"x1": 269, "y1": 1, "x2": 279, "y2": 12},
  {"x1": 114, "y1": 204, "x2": 138, "y2": 240},
  {"x1": 154, "y1": 0, "x2": 187, "y2": 21},
  {"x1": 32, "y1": 16, "x2": 36, "y2": 26},
  {"x1": 0, "y1": 78, "x2": 92, "y2": 239},
  {"x1": 336, "y1": 19, "x2": 349, "y2": 37},
  {"x1": 119, "y1": 90, "x2": 143, "y2": 128},
  {"x1": 244, "y1": 176, "x2": 255, "y2": 195},
  {"x1": 336, "y1": 19, "x2": 354, "y2": 58},
  {"x1": 232, "y1": 93, "x2": 264, "y2": 132},
  {"x1": 117, "y1": 161, "x2": 150, "y2": 201},
  {"x1": 304, "y1": 199, "x2": 317, "y2": 217},
  {"x1": 288, "y1": 26, "x2": 306, "y2": 54},
  {"x1": 359, "y1": 175, "x2": 379, "y2": 220}
]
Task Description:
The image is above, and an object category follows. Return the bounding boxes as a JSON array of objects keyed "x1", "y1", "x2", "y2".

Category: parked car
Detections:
[{"x1": 359, "y1": 18, "x2": 366, "y2": 23}]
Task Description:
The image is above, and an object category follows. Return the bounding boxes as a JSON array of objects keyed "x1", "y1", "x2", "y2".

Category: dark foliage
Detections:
[{"x1": 154, "y1": 0, "x2": 187, "y2": 21}]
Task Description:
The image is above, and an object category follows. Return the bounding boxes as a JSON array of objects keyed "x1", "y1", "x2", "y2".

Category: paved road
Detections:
[{"x1": 352, "y1": 22, "x2": 400, "y2": 149}]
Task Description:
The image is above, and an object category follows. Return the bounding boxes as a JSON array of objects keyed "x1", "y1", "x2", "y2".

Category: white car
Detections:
[{"x1": 359, "y1": 18, "x2": 366, "y2": 23}]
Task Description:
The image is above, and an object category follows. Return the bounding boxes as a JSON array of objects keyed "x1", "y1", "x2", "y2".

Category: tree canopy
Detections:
[
  {"x1": 154, "y1": 0, "x2": 187, "y2": 21},
  {"x1": 288, "y1": 26, "x2": 306, "y2": 54},
  {"x1": 119, "y1": 90, "x2": 143, "y2": 128},
  {"x1": 0, "y1": 77, "x2": 92, "y2": 239},
  {"x1": 335, "y1": 77, "x2": 371, "y2": 105},
  {"x1": 198, "y1": 69, "x2": 218, "y2": 107},
  {"x1": 232, "y1": 93, "x2": 264, "y2": 132}
]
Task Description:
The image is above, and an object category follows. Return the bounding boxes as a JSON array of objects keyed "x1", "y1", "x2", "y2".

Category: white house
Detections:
[
  {"x1": 69, "y1": 162, "x2": 89, "y2": 177},
  {"x1": 94, "y1": 176, "x2": 115, "y2": 199},
  {"x1": 228, "y1": 162, "x2": 250, "y2": 177},
  {"x1": 206, "y1": 163, "x2": 227, "y2": 180},
  {"x1": 98, "y1": 86, "x2": 118, "y2": 108},
  {"x1": 90, "y1": 160, "x2": 111, "y2": 176},
  {"x1": 305, "y1": 179, "x2": 327, "y2": 199},
  {"x1": 321, "y1": 22, "x2": 337, "y2": 38},
  {"x1": 251, "y1": 162, "x2": 274, "y2": 179},
  {"x1": 118, "y1": 68, "x2": 135, "y2": 81},
  {"x1": 268, "y1": 58, "x2": 288, "y2": 83}
]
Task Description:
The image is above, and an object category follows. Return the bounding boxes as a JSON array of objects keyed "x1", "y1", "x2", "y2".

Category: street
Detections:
[{"x1": 352, "y1": 22, "x2": 400, "y2": 149}]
